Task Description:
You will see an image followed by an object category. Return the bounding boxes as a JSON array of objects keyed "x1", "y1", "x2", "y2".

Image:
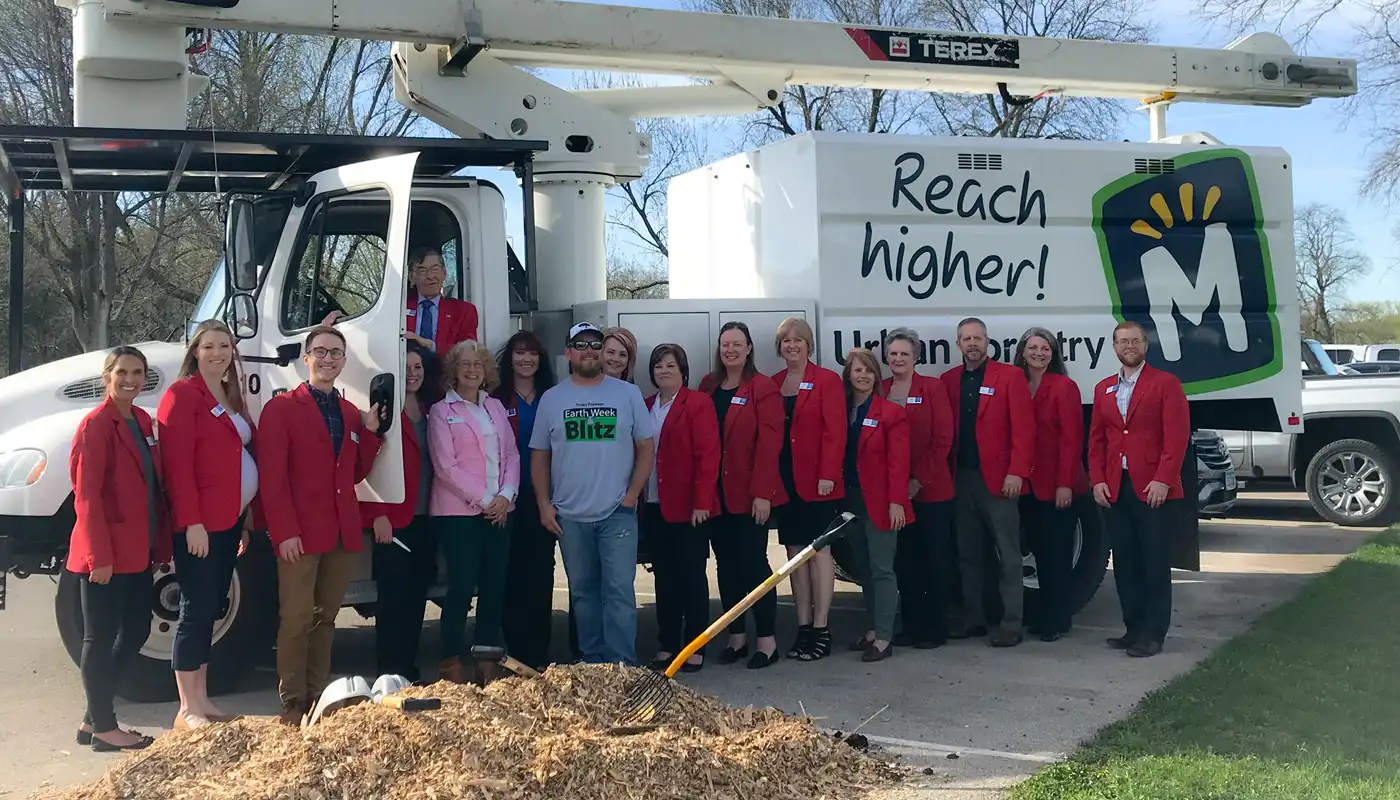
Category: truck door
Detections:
[{"x1": 253, "y1": 153, "x2": 419, "y2": 505}]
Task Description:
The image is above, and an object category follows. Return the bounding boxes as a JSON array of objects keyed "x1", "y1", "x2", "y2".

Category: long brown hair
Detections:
[
  {"x1": 708, "y1": 320, "x2": 758, "y2": 386},
  {"x1": 180, "y1": 320, "x2": 247, "y2": 414}
]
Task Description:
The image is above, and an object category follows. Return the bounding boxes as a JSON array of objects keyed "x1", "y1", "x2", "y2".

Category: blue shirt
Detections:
[{"x1": 514, "y1": 392, "x2": 539, "y2": 490}]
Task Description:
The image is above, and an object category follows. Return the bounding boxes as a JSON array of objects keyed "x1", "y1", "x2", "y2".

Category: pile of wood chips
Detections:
[{"x1": 50, "y1": 664, "x2": 902, "y2": 800}]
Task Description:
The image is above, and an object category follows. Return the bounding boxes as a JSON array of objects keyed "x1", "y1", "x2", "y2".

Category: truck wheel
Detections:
[
  {"x1": 1305, "y1": 438, "x2": 1399, "y2": 527},
  {"x1": 1022, "y1": 494, "x2": 1109, "y2": 616},
  {"x1": 56, "y1": 537, "x2": 276, "y2": 704}
]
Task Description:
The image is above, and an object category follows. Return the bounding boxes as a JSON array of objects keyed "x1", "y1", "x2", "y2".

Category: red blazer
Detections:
[
  {"x1": 940, "y1": 359, "x2": 1034, "y2": 494},
  {"x1": 257, "y1": 384, "x2": 385, "y2": 555},
  {"x1": 1027, "y1": 372, "x2": 1089, "y2": 501},
  {"x1": 699, "y1": 372, "x2": 787, "y2": 515},
  {"x1": 852, "y1": 396, "x2": 916, "y2": 531},
  {"x1": 360, "y1": 410, "x2": 425, "y2": 530},
  {"x1": 881, "y1": 374, "x2": 954, "y2": 503},
  {"x1": 67, "y1": 399, "x2": 173, "y2": 574},
  {"x1": 1089, "y1": 364, "x2": 1190, "y2": 503},
  {"x1": 407, "y1": 290, "x2": 478, "y2": 355},
  {"x1": 645, "y1": 388, "x2": 722, "y2": 523},
  {"x1": 771, "y1": 361, "x2": 847, "y2": 502},
  {"x1": 157, "y1": 376, "x2": 259, "y2": 533}
]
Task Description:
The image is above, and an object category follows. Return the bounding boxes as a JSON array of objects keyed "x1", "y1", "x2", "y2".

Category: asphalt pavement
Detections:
[{"x1": 0, "y1": 491, "x2": 1376, "y2": 799}]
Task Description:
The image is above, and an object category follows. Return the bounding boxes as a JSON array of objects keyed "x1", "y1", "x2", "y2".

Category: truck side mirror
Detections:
[
  {"x1": 228, "y1": 293, "x2": 258, "y2": 340},
  {"x1": 226, "y1": 198, "x2": 259, "y2": 292}
]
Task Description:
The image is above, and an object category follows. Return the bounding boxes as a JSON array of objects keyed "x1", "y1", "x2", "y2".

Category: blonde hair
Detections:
[
  {"x1": 603, "y1": 327, "x2": 638, "y2": 382},
  {"x1": 179, "y1": 319, "x2": 247, "y2": 415},
  {"x1": 442, "y1": 340, "x2": 499, "y2": 395},
  {"x1": 775, "y1": 317, "x2": 815, "y2": 359},
  {"x1": 841, "y1": 348, "x2": 885, "y2": 402}
]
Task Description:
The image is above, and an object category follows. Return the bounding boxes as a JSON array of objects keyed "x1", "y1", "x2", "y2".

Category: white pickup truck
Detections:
[{"x1": 1220, "y1": 340, "x2": 1400, "y2": 526}]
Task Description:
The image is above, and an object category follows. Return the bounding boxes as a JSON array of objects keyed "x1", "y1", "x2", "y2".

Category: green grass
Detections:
[{"x1": 1012, "y1": 529, "x2": 1400, "y2": 800}]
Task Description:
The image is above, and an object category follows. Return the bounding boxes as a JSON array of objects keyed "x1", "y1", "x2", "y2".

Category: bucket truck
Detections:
[{"x1": 0, "y1": 0, "x2": 1357, "y2": 701}]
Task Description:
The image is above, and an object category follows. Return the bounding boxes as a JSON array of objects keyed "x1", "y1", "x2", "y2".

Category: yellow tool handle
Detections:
[{"x1": 663, "y1": 513, "x2": 854, "y2": 679}]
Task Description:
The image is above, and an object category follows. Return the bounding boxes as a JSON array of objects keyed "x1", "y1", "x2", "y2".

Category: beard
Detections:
[{"x1": 574, "y1": 359, "x2": 602, "y2": 378}]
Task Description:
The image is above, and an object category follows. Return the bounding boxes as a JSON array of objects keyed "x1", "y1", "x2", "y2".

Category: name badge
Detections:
[
  {"x1": 350, "y1": 431, "x2": 360, "y2": 444},
  {"x1": 145, "y1": 436, "x2": 157, "y2": 447},
  {"x1": 211, "y1": 404, "x2": 226, "y2": 418},
  {"x1": 406, "y1": 308, "x2": 416, "y2": 317},
  {"x1": 730, "y1": 396, "x2": 748, "y2": 406},
  {"x1": 506, "y1": 409, "x2": 518, "y2": 418},
  {"x1": 1105, "y1": 384, "x2": 1119, "y2": 394},
  {"x1": 905, "y1": 396, "x2": 923, "y2": 405},
  {"x1": 799, "y1": 382, "x2": 814, "y2": 390},
  {"x1": 862, "y1": 418, "x2": 879, "y2": 428},
  {"x1": 979, "y1": 386, "x2": 995, "y2": 396},
  {"x1": 447, "y1": 416, "x2": 465, "y2": 424}
]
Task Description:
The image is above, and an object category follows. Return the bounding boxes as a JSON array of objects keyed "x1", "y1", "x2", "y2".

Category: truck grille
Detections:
[
  {"x1": 1193, "y1": 431, "x2": 1232, "y2": 471},
  {"x1": 60, "y1": 370, "x2": 162, "y2": 401},
  {"x1": 1134, "y1": 158, "x2": 1175, "y2": 175}
]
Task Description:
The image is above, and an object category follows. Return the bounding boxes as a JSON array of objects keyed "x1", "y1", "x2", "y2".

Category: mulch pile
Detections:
[{"x1": 48, "y1": 664, "x2": 903, "y2": 800}]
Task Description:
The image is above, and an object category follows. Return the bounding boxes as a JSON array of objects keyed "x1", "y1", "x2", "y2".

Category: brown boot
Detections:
[
  {"x1": 438, "y1": 657, "x2": 467, "y2": 684},
  {"x1": 277, "y1": 702, "x2": 304, "y2": 727}
]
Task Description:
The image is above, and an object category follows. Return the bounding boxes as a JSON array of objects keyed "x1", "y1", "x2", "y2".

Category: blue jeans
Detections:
[{"x1": 558, "y1": 505, "x2": 639, "y2": 665}]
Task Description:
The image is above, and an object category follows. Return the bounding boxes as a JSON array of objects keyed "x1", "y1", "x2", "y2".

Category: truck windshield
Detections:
[{"x1": 188, "y1": 259, "x2": 230, "y2": 340}]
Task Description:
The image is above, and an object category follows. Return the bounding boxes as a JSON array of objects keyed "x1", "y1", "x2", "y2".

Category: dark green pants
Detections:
[{"x1": 439, "y1": 514, "x2": 512, "y2": 659}]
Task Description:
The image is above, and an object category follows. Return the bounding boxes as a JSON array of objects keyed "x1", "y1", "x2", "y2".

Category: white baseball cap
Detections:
[{"x1": 568, "y1": 322, "x2": 603, "y2": 341}]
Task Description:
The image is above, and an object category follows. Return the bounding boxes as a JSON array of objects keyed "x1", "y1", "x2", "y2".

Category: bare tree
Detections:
[
  {"x1": 1195, "y1": 0, "x2": 1400, "y2": 205},
  {"x1": 1295, "y1": 203, "x2": 1371, "y2": 341}
]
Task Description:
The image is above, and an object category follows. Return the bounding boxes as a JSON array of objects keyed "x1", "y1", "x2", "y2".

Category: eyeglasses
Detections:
[
  {"x1": 310, "y1": 347, "x2": 346, "y2": 360},
  {"x1": 569, "y1": 341, "x2": 604, "y2": 351}
]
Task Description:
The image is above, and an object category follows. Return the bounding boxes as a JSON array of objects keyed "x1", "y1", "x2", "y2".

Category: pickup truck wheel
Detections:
[
  {"x1": 1306, "y1": 439, "x2": 1399, "y2": 527},
  {"x1": 56, "y1": 537, "x2": 276, "y2": 704}
]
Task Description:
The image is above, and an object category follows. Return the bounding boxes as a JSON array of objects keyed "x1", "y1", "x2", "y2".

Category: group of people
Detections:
[{"x1": 64, "y1": 245, "x2": 1190, "y2": 752}]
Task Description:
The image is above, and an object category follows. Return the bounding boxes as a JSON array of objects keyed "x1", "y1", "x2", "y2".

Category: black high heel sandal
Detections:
[
  {"x1": 786, "y1": 625, "x2": 814, "y2": 659},
  {"x1": 797, "y1": 627, "x2": 832, "y2": 661}
]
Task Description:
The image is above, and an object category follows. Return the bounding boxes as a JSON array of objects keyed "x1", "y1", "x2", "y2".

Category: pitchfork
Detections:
[{"x1": 613, "y1": 511, "x2": 858, "y2": 733}]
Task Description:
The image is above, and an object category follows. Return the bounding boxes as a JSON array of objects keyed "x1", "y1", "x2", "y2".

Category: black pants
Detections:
[
  {"x1": 708, "y1": 511, "x2": 775, "y2": 638},
  {"x1": 171, "y1": 523, "x2": 241, "y2": 672},
  {"x1": 79, "y1": 569, "x2": 153, "y2": 733},
  {"x1": 440, "y1": 514, "x2": 513, "y2": 658},
  {"x1": 1104, "y1": 473, "x2": 1173, "y2": 644},
  {"x1": 642, "y1": 503, "x2": 712, "y2": 654},
  {"x1": 895, "y1": 500, "x2": 953, "y2": 643},
  {"x1": 372, "y1": 515, "x2": 438, "y2": 682},
  {"x1": 1022, "y1": 496, "x2": 1077, "y2": 635},
  {"x1": 502, "y1": 491, "x2": 558, "y2": 669}
]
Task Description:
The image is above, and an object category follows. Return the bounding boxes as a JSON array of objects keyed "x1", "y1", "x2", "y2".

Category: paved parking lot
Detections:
[{"x1": 0, "y1": 491, "x2": 1378, "y2": 799}]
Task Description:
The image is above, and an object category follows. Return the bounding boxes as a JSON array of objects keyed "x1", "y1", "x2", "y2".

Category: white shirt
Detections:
[
  {"x1": 1115, "y1": 364, "x2": 1143, "y2": 468},
  {"x1": 646, "y1": 393, "x2": 676, "y2": 502},
  {"x1": 446, "y1": 389, "x2": 515, "y2": 504},
  {"x1": 230, "y1": 411, "x2": 258, "y2": 511}
]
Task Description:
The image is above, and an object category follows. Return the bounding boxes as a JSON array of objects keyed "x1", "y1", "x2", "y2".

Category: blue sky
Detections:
[{"x1": 482, "y1": 0, "x2": 1397, "y2": 302}]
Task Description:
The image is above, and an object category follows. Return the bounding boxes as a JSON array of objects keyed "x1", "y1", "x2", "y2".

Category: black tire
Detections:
[
  {"x1": 56, "y1": 536, "x2": 277, "y2": 704},
  {"x1": 1305, "y1": 438, "x2": 1400, "y2": 527},
  {"x1": 831, "y1": 495, "x2": 1109, "y2": 618}
]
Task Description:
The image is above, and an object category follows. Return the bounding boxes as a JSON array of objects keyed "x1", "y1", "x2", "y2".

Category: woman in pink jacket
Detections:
[{"x1": 429, "y1": 340, "x2": 521, "y2": 683}]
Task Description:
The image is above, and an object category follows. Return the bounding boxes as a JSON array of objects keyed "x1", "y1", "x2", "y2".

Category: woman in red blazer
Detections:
[
  {"x1": 68, "y1": 346, "x2": 171, "y2": 752},
  {"x1": 642, "y1": 343, "x2": 720, "y2": 672},
  {"x1": 841, "y1": 348, "x2": 914, "y2": 663},
  {"x1": 157, "y1": 320, "x2": 258, "y2": 730},
  {"x1": 361, "y1": 342, "x2": 440, "y2": 683},
  {"x1": 1014, "y1": 327, "x2": 1088, "y2": 642},
  {"x1": 880, "y1": 328, "x2": 955, "y2": 649},
  {"x1": 771, "y1": 317, "x2": 847, "y2": 663},
  {"x1": 698, "y1": 321, "x2": 786, "y2": 669}
]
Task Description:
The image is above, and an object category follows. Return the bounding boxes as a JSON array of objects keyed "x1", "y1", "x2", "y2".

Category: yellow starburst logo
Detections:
[{"x1": 1129, "y1": 183, "x2": 1224, "y2": 240}]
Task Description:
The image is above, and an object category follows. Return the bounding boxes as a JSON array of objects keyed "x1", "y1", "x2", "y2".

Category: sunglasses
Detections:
[{"x1": 569, "y1": 341, "x2": 604, "y2": 351}]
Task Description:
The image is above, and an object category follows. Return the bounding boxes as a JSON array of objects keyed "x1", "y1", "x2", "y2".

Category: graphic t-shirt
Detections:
[{"x1": 530, "y1": 376, "x2": 655, "y2": 522}]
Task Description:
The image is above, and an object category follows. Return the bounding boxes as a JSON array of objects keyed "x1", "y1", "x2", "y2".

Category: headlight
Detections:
[{"x1": 0, "y1": 449, "x2": 48, "y2": 489}]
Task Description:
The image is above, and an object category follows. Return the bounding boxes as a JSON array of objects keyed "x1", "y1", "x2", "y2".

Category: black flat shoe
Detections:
[
  {"x1": 914, "y1": 638, "x2": 946, "y2": 650},
  {"x1": 1040, "y1": 631, "x2": 1063, "y2": 643},
  {"x1": 680, "y1": 658, "x2": 704, "y2": 674},
  {"x1": 746, "y1": 649, "x2": 779, "y2": 670},
  {"x1": 76, "y1": 729, "x2": 92, "y2": 746},
  {"x1": 92, "y1": 733, "x2": 154, "y2": 753},
  {"x1": 1106, "y1": 634, "x2": 1134, "y2": 650},
  {"x1": 1126, "y1": 640, "x2": 1163, "y2": 658},
  {"x1": 948, "y1": 625, "x2": 988, "y2": 640},
  {"x1": 861, "y1": 642, "x2": 893, "y2": 662},
  {"x1": 718, "y1": 645, "x2": 749, "y2": 665},
  {"x1": 649, "y1": 656, "x2": 673, "y2": 671}
]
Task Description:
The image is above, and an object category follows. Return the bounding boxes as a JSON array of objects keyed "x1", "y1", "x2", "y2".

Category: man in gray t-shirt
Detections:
[{"x1": 530, "y1": 322, "x2": 655, "y2": 666}]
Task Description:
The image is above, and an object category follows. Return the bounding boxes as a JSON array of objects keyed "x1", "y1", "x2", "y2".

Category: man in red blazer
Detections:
[
  {"x1": 257, "y1": 325, "x2": 386, "y2": 724},
  {"x1": 1089, "y1": 321, "x2": 1190, "y2": 658},
  {"x1": 405, "y1": 246, "x2": 478, "y2": 354},
  {"x1": 940, "y1": 317, "x2": 1034, "y2": 647}
]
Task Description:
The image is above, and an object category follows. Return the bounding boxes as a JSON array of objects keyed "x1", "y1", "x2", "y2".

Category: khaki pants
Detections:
[{"x1": 276, "y1": 544, "x2": 357, "y2": 709}]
